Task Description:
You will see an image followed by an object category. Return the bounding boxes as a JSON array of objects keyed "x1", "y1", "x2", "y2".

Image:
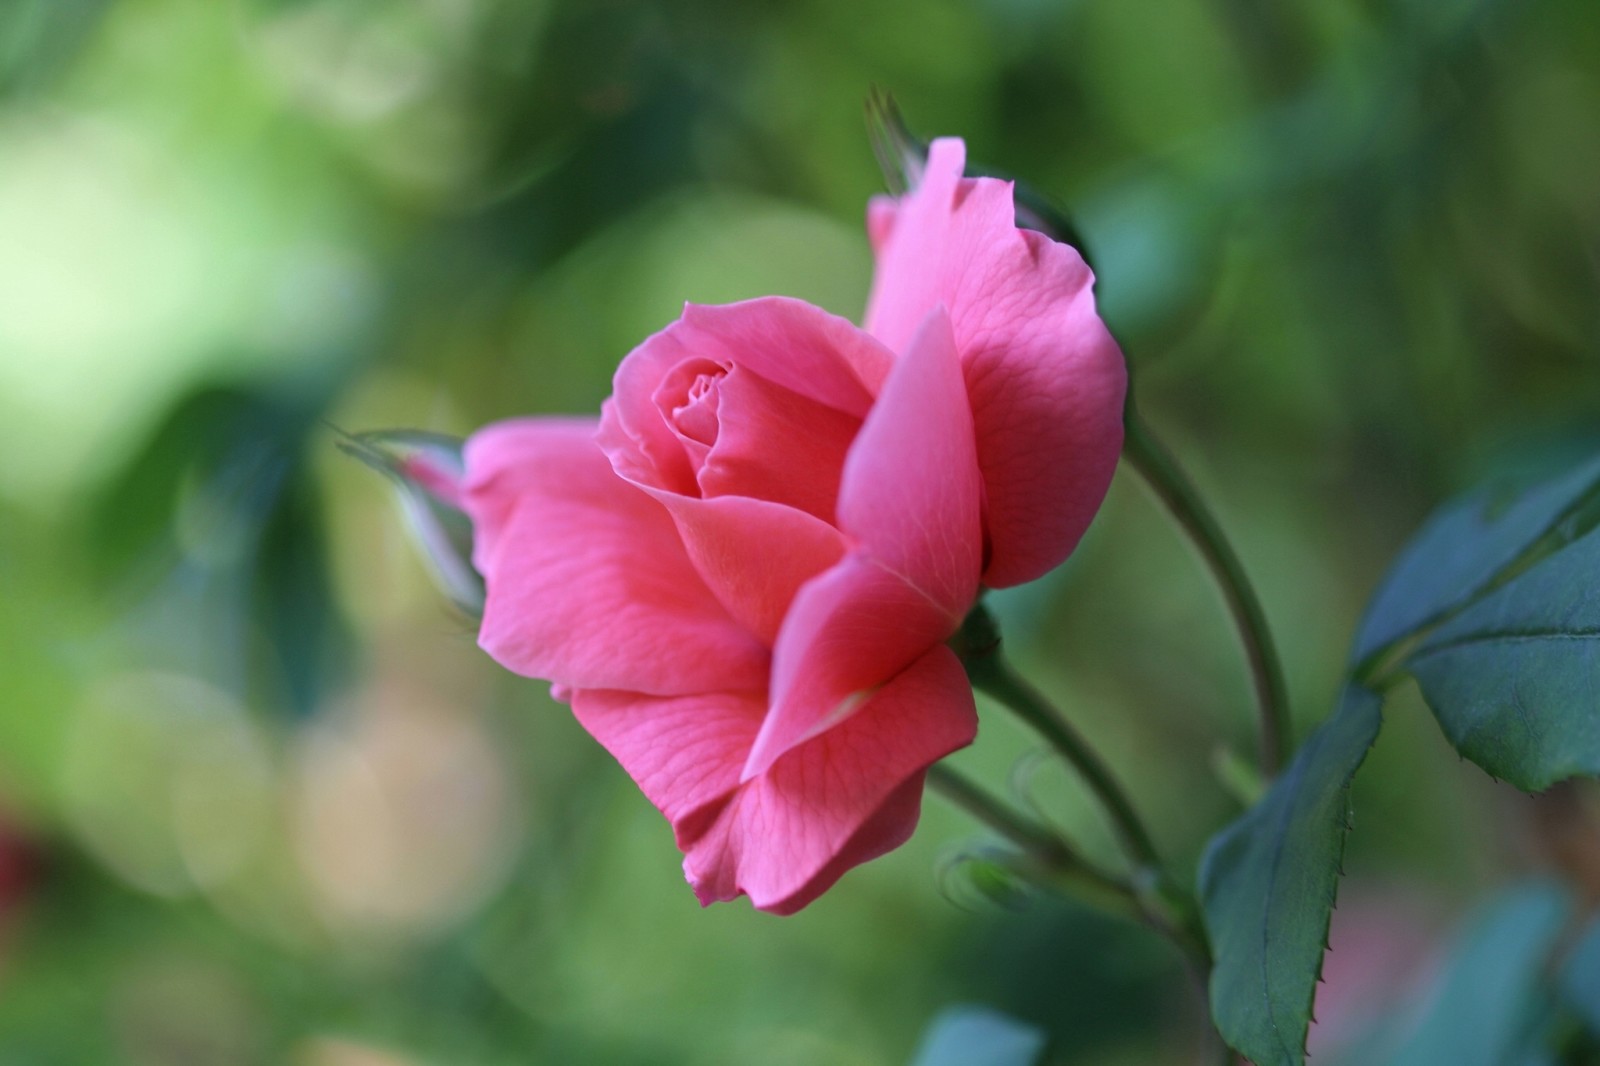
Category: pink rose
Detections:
[{"x1": 462, "y1": 139, "x2": 1126, "y2": 913}]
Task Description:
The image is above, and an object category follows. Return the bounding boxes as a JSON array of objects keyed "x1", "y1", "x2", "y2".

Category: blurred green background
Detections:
[{"x1": 1, "y1": 0, "x2": 1598, "y2": 1062}]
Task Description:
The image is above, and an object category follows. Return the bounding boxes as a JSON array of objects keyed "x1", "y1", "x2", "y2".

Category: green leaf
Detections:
[
  {"x1": 1353, "y1": 450, "x2": 1600, "y2": 791},
  {"x1": 1402, "y1": 526, "x2": 1600, "y2": 789},
  {"x1": 1199, "y1": 685, "x2": 1382, "y2": 1066},
  {"x1": 1353, "y1": 452, "x2": 1600, "y2": 669},
  {"x1": 863, "y1": 90, "x2": 1092, "y2": 256},
  {"x1": 865, "y1": 89, "x2": 925, "y2": 197},
  {"x1": 1378, "y1": 884, "x2": 1568, "y2": 1066},
  {"x1": 909, "y1": 1006, "x2": 1047, "y2": 1066}
]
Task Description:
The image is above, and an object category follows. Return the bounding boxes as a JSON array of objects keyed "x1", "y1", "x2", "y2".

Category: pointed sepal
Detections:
[{"x1": 336, "y1": 429, "x2": 485, "y2": 617}]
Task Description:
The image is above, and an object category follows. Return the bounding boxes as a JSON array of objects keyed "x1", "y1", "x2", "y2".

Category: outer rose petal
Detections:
[
  {"x1": 569, "y1": 687, "x2": 764, "y2": 835},
  {"x1": 685, "y1": 644, "x2": 977, "y2": 914},
  {"x1": 463, "y1": 418, "x2": 768, "y2": 695},
  {"x1": 837, "y1": 307, "x2": 981, "y2": 616},
  {"x1": 739, "y1": 308, "x2": 982, "y2": 780},
  {"x1": 864, "y1": 138, "x2": 1128, "y2": 588},
  {"x1": 866, "y1": 195, "x2": 897, "y2": 255}
]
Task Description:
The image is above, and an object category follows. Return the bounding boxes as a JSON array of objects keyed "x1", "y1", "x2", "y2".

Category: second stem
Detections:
[{"x1": 1122, "y1": 400, "x2": 1291, "y2": 778}]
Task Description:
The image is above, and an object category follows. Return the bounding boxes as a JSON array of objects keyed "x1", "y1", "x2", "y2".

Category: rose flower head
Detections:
[{"x1": 456, "y1": 138, "x2": 1125, "y2": 913}]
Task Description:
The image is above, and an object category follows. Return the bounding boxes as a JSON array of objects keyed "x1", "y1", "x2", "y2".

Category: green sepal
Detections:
[{"x1": 336, "y1": 429, "x2": 485, "y2": 618}]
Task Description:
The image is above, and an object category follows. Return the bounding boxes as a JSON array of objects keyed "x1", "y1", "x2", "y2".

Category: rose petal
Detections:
[
  {"x1": 699, "y1": 364, "x2": 861, "y2": 522},
  {"x1": 685, "y1": 644, "x2": 977, "y2": 914},
  {"x1": 864, "y1": 137, "x2": 1128, "y2": 588},
  {"x1": 647, "y1": 492, "x2": 847, "y2": 647},
  {"x1": 679, "y1": 298, "x2": 894, "y2": 408},
  {"x1": 738, "y1": 309, "x2": 982, "y2": 780},
  {"x1": 569, "y1": 686, "x2": 765, "y2": 837},
  {"x1": 599, "y1": 331, "x2": 703, "y2": 496},
  {"x1": 740, "y1": 552, "x2": 955, "y2": 781},
  {"x1": 837, "y1": 306, "x2": 981, "y2": 615},
  {"x1": 866, "y1": 195, "x2": 897, "y2": 255},
  {"x1": 464, "y1": 418, "x2": 768, "y2": 695},
  {"x1": 597, "y1": 298, "x2": 895, "y2": 501}
]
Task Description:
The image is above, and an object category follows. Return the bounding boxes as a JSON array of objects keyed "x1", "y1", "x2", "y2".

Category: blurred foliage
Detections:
[{"x1": 0, "y1": 0, "x2": 1598, "y2": 1062}]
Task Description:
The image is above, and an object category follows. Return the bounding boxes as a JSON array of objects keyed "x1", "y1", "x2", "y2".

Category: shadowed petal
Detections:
[
  {"x1": 864, "y1": 138, "x2": 1127, "y2": 588},
  {"x1": 464, "y1": 418, "x2": 768, "y2": 695}
]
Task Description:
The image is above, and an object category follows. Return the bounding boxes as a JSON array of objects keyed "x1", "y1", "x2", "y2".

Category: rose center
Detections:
[
  {"x1": 675, "y1": 372, "x2": 722, "y2": 444},
  {"x1": 655, "y1": 358, "x2": 727, "y2": 451}
]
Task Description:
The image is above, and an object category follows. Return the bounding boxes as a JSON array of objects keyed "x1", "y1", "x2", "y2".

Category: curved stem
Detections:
[
  {"x1": 951, "y1": 606, "x2": 1212, "y2": 967},
  {"x1": 965, "y1": 643, "x2": 1163, "y2": 874},
  {"x1": 1122, "y1": 401, "x2": 1291, "y2": 777}
]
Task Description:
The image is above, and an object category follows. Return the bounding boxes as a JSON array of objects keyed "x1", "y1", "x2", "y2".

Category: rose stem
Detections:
[
  {"x1": 952, "y1": 606, "x2": 1211, "y2": 957},
  {"x1": 958, "y1": 618, "x2": 1161, "y2": 874},
  {"x1": 1120, "y1": 398, "x2": 1291, "y2": 777}
]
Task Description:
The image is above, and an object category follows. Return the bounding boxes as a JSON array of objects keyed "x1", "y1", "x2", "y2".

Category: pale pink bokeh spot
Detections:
[{"x1": 1307, "y1": 884, "x2": 1442, "y2": 1058}]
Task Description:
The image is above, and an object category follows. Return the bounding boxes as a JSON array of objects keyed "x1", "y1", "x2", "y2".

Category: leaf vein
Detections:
[{"x1": 1412, "y1": 627, "x2": 1600, "y2": 663}]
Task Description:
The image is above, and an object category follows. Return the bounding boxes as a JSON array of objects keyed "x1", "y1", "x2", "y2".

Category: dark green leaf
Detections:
[
  {"x1": 1199, "y1": 685, "x2": 1382, "y2": 1066},
  {"x1": 1378, "y1": 884, "x2": 1568, "y2": 1066},
  {"x1": 1353, "y1": 452, "x2": 1600, "y2": 668},
  {"x1": 909, "y1": 1006, "x2": 1047, "y2": 1066},
  {"x1": 1403, "y1": 525, "x2": 1600, "y2": 788},
  {"x1": 1352, "y1": 450, "x2": 1600, "y2": 790}
]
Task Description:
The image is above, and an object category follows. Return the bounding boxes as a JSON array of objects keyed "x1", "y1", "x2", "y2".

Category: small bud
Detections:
[
  {"x1": 936, "y1": 845, "x2": 1033, "y2": 912},
  {"x1": 336, "y1": 429, "x2": 485, "y2": 618},
  {"x1": 864, "y1": 90, "x2": 1096, "y2": 265},
  {"x1": 865, "y1": 88, "x2": 926, "y2": 197}
]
